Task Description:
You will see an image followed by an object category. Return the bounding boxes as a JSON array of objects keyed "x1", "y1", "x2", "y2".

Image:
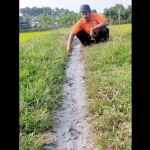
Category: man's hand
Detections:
[
  {"x1": 90, "y1": 28, "x2": 98, "y2": 40},
  {"x1": 90, "y1": 28, "x2": 95, "y2": 40},
  {"x1": 67, "y1": 46, "x2": 72, "y2": 54},
  {"x1": 67, "y1": 33, "x2": 74, "y2": 54}
]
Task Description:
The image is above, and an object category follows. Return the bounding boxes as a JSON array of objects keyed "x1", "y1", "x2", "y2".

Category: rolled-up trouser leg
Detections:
[
  {"x1": 95, "y1": 26, "x2": 109, "y2": 43},
  {"x1": 76, "y1": 30, "x2": 93, "y2": 46}
]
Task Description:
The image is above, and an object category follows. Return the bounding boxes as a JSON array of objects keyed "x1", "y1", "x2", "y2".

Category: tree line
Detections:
[
  {"x1": 103, "y1": 4, "x2": 131, "y2": 23},
  {"x1": 19, "y1": 4, "x2": 131, "y2": 29}
]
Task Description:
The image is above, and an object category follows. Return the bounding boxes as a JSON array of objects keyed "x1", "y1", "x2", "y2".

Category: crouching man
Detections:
[{"x1": 67, "y1": 4, "x2": 109, "y2": 54}]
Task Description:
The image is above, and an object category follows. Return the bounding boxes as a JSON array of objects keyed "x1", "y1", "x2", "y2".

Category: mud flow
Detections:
[{"x1": 43, "y1": 36, "x2": 97, "y2": 150}]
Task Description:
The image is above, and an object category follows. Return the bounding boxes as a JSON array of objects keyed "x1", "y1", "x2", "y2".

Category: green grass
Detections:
[
  {"x1": 19, "y1": 24, "x2": 131, "y2": 150},
  {"x1": 19, "y1": 28, "x2": 71, "y2": 150},
  {"x1": 19, "y1": 31, "x2": 51, "y2": 44},
  {"x1": 82, "y1": 24, "x2": 131, "y2": 150}
]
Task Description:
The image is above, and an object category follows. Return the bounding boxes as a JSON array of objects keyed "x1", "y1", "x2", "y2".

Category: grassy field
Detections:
[
  {"x1": 82, "y1": 24, "x2": 131, "y2": 150},
  {"x1": 19, "y1": 29, "x2": 70, "y2": 150},
  {"x1": 19, "y1": 31, "x2": 51, "y2": 44},
  {"x1": 19, "y1": 23, "x2": 131, "y2": 150}
]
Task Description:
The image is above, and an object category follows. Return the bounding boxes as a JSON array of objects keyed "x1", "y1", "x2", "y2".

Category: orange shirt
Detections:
[{"x1": 72, "y1": 13, "x2": 106, "y2": 35}]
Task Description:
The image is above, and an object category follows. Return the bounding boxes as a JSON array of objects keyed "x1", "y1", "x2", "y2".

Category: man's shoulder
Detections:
[
  {"x1": 76, "y1": 18, "x2": 84, "y2": 24},
  {"x1": 91, "y1": 13, "x2": 101, "y2": 17},
  {"x1": 91, "y1": 13, "x2": 104, "y2": 20}
]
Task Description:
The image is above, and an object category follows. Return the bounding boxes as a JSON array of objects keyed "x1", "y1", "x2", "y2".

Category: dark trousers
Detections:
[{"x1": 76, "y1": 26, "x2": 109, "y2": 46}]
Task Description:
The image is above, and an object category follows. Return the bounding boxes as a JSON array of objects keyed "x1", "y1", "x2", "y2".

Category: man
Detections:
[{"x1": 67, "y1": 4, "x2": 109, "y2": 53}]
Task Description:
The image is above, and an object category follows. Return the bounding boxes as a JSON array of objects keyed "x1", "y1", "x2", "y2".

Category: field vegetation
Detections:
[{"x1": 19, "y1": 23, "x2": 131, "y2": 150}]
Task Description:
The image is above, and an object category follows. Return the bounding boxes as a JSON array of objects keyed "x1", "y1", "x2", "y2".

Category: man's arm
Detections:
[
  {"x1": 90, "y1": 20, "x2": 108, "y2": 39},
  {"x1": 93, "y1": 20, "x2": 108, "y2": 30},
  {"x1": 67, "y1": 33, "x2": 75, "y2": 54}
]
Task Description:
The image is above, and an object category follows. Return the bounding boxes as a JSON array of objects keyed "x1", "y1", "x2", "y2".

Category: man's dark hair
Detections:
[{"x1": 80, "y1": 4, "x2": 91, "y2": 12}]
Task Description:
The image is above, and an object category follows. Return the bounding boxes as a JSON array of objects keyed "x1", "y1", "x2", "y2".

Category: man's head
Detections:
[
  {"x1": 80, "y1": 4, "x2": 91, "y2": 22},
  {"x1": 80, "y1": 4, "x2": 91, "y2": 12}
]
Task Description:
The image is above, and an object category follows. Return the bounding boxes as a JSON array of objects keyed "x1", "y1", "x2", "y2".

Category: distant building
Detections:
[
  {"x1": 19, "y1": 12, "x2": 22, "y2": 16},
  {"x1": 54, "y1": 22, "x2": 59, "y2": 27},
  {"x1": 19, "y1": 22, "x2": 30, "y2": 29},
  {"x1": 31, "y1": 16, "x2": 40, "y2": 21},
  {"x1": 31, "y1": 22, "x2": 41, "y2": 27}
]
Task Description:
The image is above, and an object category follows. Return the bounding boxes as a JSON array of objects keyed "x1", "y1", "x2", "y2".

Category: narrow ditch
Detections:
[{"x1": 43, "y1": 36, "x2": 97, "y2": 150}]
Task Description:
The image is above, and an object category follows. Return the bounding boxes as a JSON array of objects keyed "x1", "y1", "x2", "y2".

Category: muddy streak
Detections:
[{"x1": 43, "y1": 36, "x2": 97, "y2": 150}]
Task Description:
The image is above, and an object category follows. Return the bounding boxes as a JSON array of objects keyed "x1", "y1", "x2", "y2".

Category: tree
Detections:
[
  {"x1": 91, "y1": 9, "x2": 97, "y2": 13},
  {"x1": 38, "y1": 10, "x2": 49, "y2": 28},
  {"x1": 19, "y1": 16, "x2": 23, "y2": 22},
  {"x1": 103, "y1": 4, "x2": 131, "y2": 23},
  {"x1": 76, "y1": 13, "x2": 82, "y2": 22}
]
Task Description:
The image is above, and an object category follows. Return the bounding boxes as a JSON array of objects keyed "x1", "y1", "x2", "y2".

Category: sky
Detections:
[{"x1": 19, "y1": 0, "x2": 132, "y2": 14}]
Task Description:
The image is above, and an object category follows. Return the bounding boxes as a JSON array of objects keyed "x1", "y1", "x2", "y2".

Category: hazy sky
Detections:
[{"x1": 19, "y1": 0, "x2": 132, "y2": 13}]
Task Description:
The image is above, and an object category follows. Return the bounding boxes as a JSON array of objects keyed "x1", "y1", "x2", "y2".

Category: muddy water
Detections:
[{"x1": 43, "y1": 37, "x2": 97, "y2": 150}]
